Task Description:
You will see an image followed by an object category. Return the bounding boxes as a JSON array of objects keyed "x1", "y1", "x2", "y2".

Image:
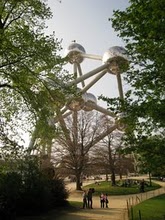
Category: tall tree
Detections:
[
  {"x1": 92, "y1": 133, "x2": 118, "y2": 185},
  {"x1": 131, "y1": 134, "x2": 165, "y2": 177},
  {"x1": 0, "y1": 0, "x2": 68, "y2": 151},
  {"x1": 92, "y1": 131, "x2": 135, "y2": 185},
  {"x1": 101, "y1": 0, "x2": 165, "y2": 175},
  {"x1": 53, "y1": 111, "x2": 116, "y2": 190}
]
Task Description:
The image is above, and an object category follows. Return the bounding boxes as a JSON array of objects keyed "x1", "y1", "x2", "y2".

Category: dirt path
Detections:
[{"x1": 56, "y1": 178, "x2": 165, "y2": 220}]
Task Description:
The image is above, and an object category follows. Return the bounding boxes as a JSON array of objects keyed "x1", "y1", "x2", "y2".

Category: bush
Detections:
[
  {"x1": 49, "y1": 178, "x2": 69, "y2": 207},
  {"x1": 0, "y1": 172, "x2": 22, "y2": 219},
  {"x1": 0, "y1": 157, "x2": 69, "y2": 218}
]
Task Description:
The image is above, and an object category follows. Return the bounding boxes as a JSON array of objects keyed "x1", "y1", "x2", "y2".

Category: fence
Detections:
[{"x1": 125, "y1": 186, "x2": 165, "y2": 220}]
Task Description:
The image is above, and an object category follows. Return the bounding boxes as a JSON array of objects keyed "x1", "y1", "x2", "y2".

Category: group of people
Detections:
[
  {"x1": 82, "y1": 188, "x2": 94, "y2": 209},
  {"x1": 82, "y1": 188, "x2": 109, "y2": 209},
  {"x1": 100, "y1": 193, "x2": 109, "y2": 208}
]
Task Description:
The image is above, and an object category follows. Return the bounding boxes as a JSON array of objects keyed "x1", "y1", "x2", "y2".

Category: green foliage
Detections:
[
  {"x1": 0, "y1": 172, "x2": 22, "y2": 219},
  {"x1": 140, "y1": 137, "x2": 165, "y2": 176},
  {"x1": 68, "y1": 201, "x2": 82, "y2": 209},
  {"x1": 110, "y1": 0, "x2": 165, "y2": 130},
  {"x1": 123, "y1": 134, "x2": 165, "y2": 176},
  {"x1": 132, "y1": 194, "x2": 165, "y2": 220},
  {"x1": 0, "y1": 0, "x2": 70, "y2": 148},
  {"x1": 106, "y1": 0, "x2": 165, "y2": 178},
  {"x1": 0, "y1": 156, "x2": 69, "y2": 218}
]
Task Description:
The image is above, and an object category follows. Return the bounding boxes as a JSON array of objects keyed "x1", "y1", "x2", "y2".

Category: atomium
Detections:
[
  {"x1": 64, "y1": 42, "x2": 86, "y2": 64},
  {"x1": 82, "y1": 92, "x2": 97, "y2": 111},
  {"x1": 67, "y1": 97, "x2": 84, "y2": 111},
  {"x1": 115, "y1": 112, "x2": 127, "y2": 131},
  {"x1": 28, "y1": 42, "x2": 129, "y2": 163},
  {"x1": 66, "y1": 92, "x2": 97, "y2": 112},
  {"x1": 102, "y1": 46, "x2": 129, "y2": 74},
  {"x1": 63, "y1": 42, "x2": 128, "y2": 131}
]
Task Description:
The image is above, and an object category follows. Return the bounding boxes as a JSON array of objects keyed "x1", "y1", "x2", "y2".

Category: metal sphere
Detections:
[
  {"x1": 64, "y1": 42, "x2": 86, "y2": 64},
  {"x1": 82, "y1": 92, "x2": 97, "y2": 111},
  {"x1": 66, "y1": 92, "x2": 97, "y2": 111},
  {"x1": 102, "y1": 46, "x2": 129, "y2": 74},
  {"x1": 67, "y1": 97, "x2": 84, "y2": 111},
  {"x1": 115, "y1": 112, "x2": 127, "y2": 131}
]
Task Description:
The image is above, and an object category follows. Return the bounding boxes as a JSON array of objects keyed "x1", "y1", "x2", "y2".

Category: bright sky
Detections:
[
  {"x1": 46, "y1": 0, "x2": 130, "y2": 107},
  {"x1": 16, "y1": 0, "x2": 131, "y2": 148}
]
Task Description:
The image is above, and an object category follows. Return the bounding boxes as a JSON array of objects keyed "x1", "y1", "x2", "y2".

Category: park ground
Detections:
[{"x1": 56, "y1": 176, "x2": 165, "y2": 220}]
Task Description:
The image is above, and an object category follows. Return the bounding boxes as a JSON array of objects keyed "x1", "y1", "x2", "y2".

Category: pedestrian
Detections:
[
  {"x1": 139, "y1": 179, "x2": 145, "y2": 192},
  {"x1": 82, "y1": 190, "x2": 88, "y2": 209},
  {"x1": 100, "y1": 192, "x2": 105, "y2": 208},
  {"x1": 87, "y1": 188, "x2": 93, "y2": 209},
  {"x1": 104, "y1": 193, "x2": 109, "y2": 208}
]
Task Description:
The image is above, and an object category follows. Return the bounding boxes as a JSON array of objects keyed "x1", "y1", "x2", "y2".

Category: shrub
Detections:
[
  {"x1": 0, "y1": 157, "x2": 69, "y2": 218},
  {"x1": 0, "y1": 172, "x2": 22, "y2": 219}
]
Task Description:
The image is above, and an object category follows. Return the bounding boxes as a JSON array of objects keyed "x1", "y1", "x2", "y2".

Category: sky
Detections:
[
  {"x1": 45, "y1": 0, "x2": 130, "y2": 108},
  {"x1": 20, "y1": 0, "x2": 130, "y2": 147}
]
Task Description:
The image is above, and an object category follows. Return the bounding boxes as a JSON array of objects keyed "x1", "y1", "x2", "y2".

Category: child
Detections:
[
  {"x1": 104, "y1": 193, "x2": 109, "y2": 208},
  {"x1": 100, "y1": 193, "x2": 105, "y2": 208},
  {"x1": 82, "y1": 190, "x2": 88, "y2": 209}
]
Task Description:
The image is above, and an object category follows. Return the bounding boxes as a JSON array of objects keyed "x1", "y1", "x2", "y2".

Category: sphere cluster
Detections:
[{"x1": 65, "y1": 43, "x2": 129, "y2": 73}]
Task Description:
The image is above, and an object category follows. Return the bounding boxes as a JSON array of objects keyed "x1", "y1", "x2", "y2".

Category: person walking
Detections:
[
  {"x1": 87, "y1": 188, "x2": 93, "y2": 209},
  {"x1": 104, "y1": 193, "x2": 109, "y2": 208},
  {"x1": 82, "y1": 190, "x2": 88, "y2": 209},
  {"x1": 139, "y1": 179, "x2": 145, "y2": 192},
  {"x1": 100, "y1": 193, "x2": 105, "y2": 208}
]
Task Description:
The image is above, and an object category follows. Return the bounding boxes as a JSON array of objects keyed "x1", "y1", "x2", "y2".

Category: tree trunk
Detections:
[
  {"x1": 111, "y1": 171, "x2": 116, "y2": 186},
  {"x1": 105, "y1": 172, "x2": 108, "y2": 181},
  {"x1": 107, "y1": 137, "x2": 116, "y2": 185},
  {"x1": 148, "y1": 171, "x2": 152, "y2": 186},
  {"x1": 76, "y1": 173, "x2": 82, "y2": 190}
]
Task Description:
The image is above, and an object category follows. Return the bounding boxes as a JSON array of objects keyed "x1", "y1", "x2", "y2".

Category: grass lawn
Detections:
[
  {"x1": 131, "y1": 194, "x2": 165, "y2": 220},
  {"x1": 82, "y1": 180, "x2": 161, "y2": 196}
]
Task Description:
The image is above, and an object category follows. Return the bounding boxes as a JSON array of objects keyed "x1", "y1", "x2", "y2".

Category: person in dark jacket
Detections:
[{"x1": 87, "y1": 188, "x2": 93, "y2": 209}]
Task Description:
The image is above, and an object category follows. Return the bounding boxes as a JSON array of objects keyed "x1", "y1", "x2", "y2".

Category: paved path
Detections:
[{"x1": 56, "y1": 177, "x2": 165, "y2": 220}]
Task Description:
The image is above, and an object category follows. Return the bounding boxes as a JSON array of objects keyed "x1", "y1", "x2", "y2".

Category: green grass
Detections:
[
  {"x1": 82, "y1": 180, "x2": 161, "y2": 196},
  {"x1": 68, "y1": 201, "x2": 82, "y2": 209},
  {"x1": 132, "y1": 194, "x2": 165, "y2": 220}
]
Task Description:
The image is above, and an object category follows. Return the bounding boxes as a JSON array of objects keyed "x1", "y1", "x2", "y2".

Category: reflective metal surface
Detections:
[
  {"x1": 102, "y1": 46, "x2": 129, "y2": 74},
  {"x1": 64, "y1": 42, "x2": 86, "y2": 64},
  {"x1": 66, "y1": 92, "x2": 97, "y2": 111},
  {"x1": 67, "y1": 97, "x2": 84, "y2": 111},
  {"x1": 82, "y1": 93, "x2": 97, "y2": 111}
]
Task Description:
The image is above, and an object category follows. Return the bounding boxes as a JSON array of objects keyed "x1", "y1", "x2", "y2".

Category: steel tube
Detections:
[{"x1": 67, "y1": 63, "x2": 109, "y2": 87}]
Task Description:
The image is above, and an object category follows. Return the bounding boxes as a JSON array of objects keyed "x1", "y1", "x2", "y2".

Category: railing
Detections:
[{"x1": 125, "y1": 186, "x2": 165, "y2": 220}]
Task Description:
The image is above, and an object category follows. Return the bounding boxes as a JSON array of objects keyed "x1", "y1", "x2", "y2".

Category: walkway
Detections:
[{"x1": 56, "y1": 177, "x2": 165, "y2": 220}]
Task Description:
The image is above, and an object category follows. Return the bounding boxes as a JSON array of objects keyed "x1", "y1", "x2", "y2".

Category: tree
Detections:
[
  {"x1": 92, "y1": 134, "x2": 117, "y2": 185},
  {"x1": 53, "y1": 111, "x2": 116, "y2": 190},
  {"x1": 0, "y1": 2, "x2": 71, "y2": 215},
  {"x1": 110, "y1": 0, "x2": 165, "y2": 134},
  {"x1": 0, "y1": 0, "x2": 69, "y2": 150},
  {"x1": 134, "y1": 134, "x2": 165, "y2": 177},
  {"x1": 105, "y1": 0, "x2": 165, "y2": 171},
  {"x1": 0, "y1": 155, "x2": 69, "y2": 218},
  {"x1": 92, "y1": 131, "x2": 135, "y2": 185}
]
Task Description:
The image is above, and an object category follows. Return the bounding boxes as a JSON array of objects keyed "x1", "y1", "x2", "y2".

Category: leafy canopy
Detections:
[
  {"x1": 109, "y1": 0, "x2": 165, "y2": 133},
  {"x1": 106, "y1": 0, "x2": 165, "y2": 175},
  {"x1": 0, "y1": 0, "x2": 69, "y2": 150}
]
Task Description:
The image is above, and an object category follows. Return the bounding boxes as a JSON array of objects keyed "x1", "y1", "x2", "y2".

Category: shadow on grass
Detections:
[{"x1": 16, "y1": 201, "x2": 82, "y2": 220}]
